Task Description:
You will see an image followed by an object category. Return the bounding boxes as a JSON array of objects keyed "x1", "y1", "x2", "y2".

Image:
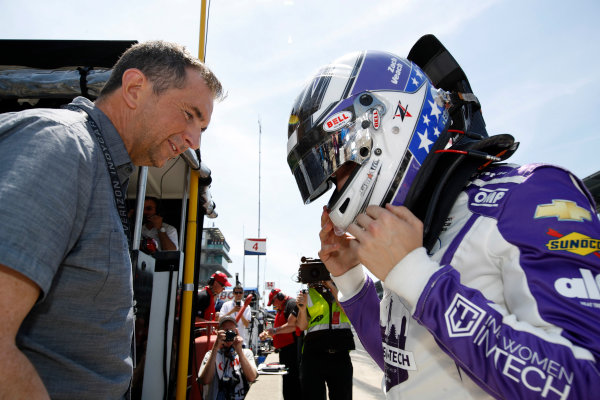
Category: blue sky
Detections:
[{"x1": 2, "y1": 0, "x2": 599, "y2": 301}]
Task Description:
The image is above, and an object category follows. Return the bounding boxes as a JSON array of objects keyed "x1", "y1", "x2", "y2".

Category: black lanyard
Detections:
[{"x1": 67, "y1": 105, "x2": 132, "y2": 247}]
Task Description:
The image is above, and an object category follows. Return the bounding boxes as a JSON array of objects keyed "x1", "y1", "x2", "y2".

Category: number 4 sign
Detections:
[{"x1": 244, "y1": 238, "x2": 266, "y2": 255}]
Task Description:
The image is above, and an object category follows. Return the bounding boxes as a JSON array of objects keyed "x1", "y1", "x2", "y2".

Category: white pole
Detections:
[
  {"x1": 263, "y1": 257, "x2": 267, "y2": 308},
  {"x1": 257, "y1": 117, "x2": 262, "y2": 295}
]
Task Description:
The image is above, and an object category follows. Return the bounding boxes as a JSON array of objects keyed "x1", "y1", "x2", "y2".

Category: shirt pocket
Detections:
[{"x1": 93, "y1": 230, "x2": 133, "y2": 308}]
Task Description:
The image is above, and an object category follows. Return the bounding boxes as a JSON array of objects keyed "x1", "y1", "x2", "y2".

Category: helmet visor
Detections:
[{"x1": 288, "y1": 115, "x2": 372, "y2": 204}]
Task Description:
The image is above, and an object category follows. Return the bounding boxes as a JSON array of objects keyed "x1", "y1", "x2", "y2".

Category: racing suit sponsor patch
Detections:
[
  {"x1": 554, "y1": 268, "x2": 600, "y2": 304},
  {"x1": 546, "y1": 229, "x2": 600, "y2": 257},
  {"x1": 383, "y1": 342, "x2": 416, "y2": 371},
  {"x1": 445, "y1": 294, "x2": 575, "y2": 398},
  {"x1": 534, "y1": 200, "x2": 592, "y2": 222},
  {"x1": 444, "y1": 294, "x2": 486, "y2": 338}
]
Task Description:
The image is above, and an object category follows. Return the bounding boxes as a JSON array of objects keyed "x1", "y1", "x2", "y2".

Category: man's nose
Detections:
[{"x1": 183, "y1": 126, "x2": 202, "y2": 150}]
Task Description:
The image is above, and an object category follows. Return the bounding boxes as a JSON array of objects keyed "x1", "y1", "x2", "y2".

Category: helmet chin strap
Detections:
[{"x1": 404, "y1": 132, "x2": 518, "y2": 251}]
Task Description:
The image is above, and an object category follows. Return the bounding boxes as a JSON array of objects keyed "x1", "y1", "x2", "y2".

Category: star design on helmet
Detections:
[
  {"x1": 418, "y1": 129, "x2": 434, "y2": 153},
  {"x1": 433, "y1": 126, "x2": 440, "y2": 137},
  {"x1": 429, "y1": 100, "x2": 442, "y2": 120},
  {"x1": 422, "y1": 114, "x2": 430, "y2": 126},
  {"x1": 415, "y1": 68, "x2": 424, "y2": 79},
  {"x1": 412, "y1": 77, "x2": 419, "y2": 86}
]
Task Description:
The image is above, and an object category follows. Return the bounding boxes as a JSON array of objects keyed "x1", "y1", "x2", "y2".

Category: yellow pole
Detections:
[
  {"x1": 175, "y1": 2, "x2": 207, "y2": 398},
  {"x1": 198, "y1": 0, "x2": 207, "y2": 62},
  {"x1": 175, "y1": 171, "x2": 200, "y2": 400}
]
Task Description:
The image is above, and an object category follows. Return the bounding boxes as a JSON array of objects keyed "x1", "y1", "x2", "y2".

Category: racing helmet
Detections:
[{"x1": 287, "y1": 50, "x2": 451, "y2": 233}]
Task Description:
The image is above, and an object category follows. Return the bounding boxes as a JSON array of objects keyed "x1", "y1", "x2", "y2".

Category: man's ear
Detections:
[{"x1": 120, "y1": 68, "x2": 149, "y2": 109}]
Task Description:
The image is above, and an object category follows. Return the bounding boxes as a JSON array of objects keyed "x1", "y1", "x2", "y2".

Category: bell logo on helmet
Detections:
[
  {"x1": 323, "y1": 111, "x2": 353, "y2": 132},
  {"x1": 372, "y1": 109, "x2": 380, "y2": 129}
]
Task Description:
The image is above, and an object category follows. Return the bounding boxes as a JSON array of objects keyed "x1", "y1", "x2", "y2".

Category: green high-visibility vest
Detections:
[{"x1": 306, "y1": 287, "x2": 351, "y2": 334}]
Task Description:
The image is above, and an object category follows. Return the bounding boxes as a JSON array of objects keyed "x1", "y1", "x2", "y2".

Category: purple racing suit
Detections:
[{"x1": 332, "y1": 163, "x2": 600, "y2": 399}]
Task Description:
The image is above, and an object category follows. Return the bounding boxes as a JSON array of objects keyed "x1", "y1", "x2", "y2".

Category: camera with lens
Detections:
[
  {"x1": 224, "y1": 329, "x2": 236, "y2": 342},
  {"x1": 297, "y1": 257, "x2": 330, "y2": 283}
]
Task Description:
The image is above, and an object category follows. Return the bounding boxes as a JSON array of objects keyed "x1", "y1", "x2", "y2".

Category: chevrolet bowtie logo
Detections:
[{"x1": 534, "y1": 200, "x2": 592, "y2": 222}]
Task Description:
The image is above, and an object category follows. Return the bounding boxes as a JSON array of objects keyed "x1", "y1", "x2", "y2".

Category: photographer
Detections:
[
  {"x1": 220, "y1": 284, "x2": 252, "y2": 345},
  {"x1": 296, "y1": 270, "x2": 355, "y2": 400},
  {"x1": 198, "y1": 315, "x2": 258, "y2": 400}
]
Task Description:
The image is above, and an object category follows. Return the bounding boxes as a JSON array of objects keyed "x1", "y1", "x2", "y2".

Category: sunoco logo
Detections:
[
  {"x1": 546, "y1": 231, "x2": 600, "y2": 256},
  {"x1": 444, "y1": 294, "x2": 486, "y2": 338}
]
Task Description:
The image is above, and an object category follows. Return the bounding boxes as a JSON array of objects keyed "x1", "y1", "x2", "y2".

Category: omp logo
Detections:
[
  {"x1": 534, "y1": 200, "x2": 592, "y2": 222},
  {"x1": 546, "y1": 229, "x2": 600, "y2": 257},
  {"x1": 444, "y1": 294, "x2": 486, "y2": 338},
  {"x1": 470, "y1": 188, "x2": 508, "y2": 208},
  {"x1": 555, "y1": 268, "x2": 600, "y2": 300}
]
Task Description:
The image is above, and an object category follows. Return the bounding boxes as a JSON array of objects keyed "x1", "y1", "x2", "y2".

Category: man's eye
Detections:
[{"x1": 184, "y1": 111, "x2": 193, "y2": 120}]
